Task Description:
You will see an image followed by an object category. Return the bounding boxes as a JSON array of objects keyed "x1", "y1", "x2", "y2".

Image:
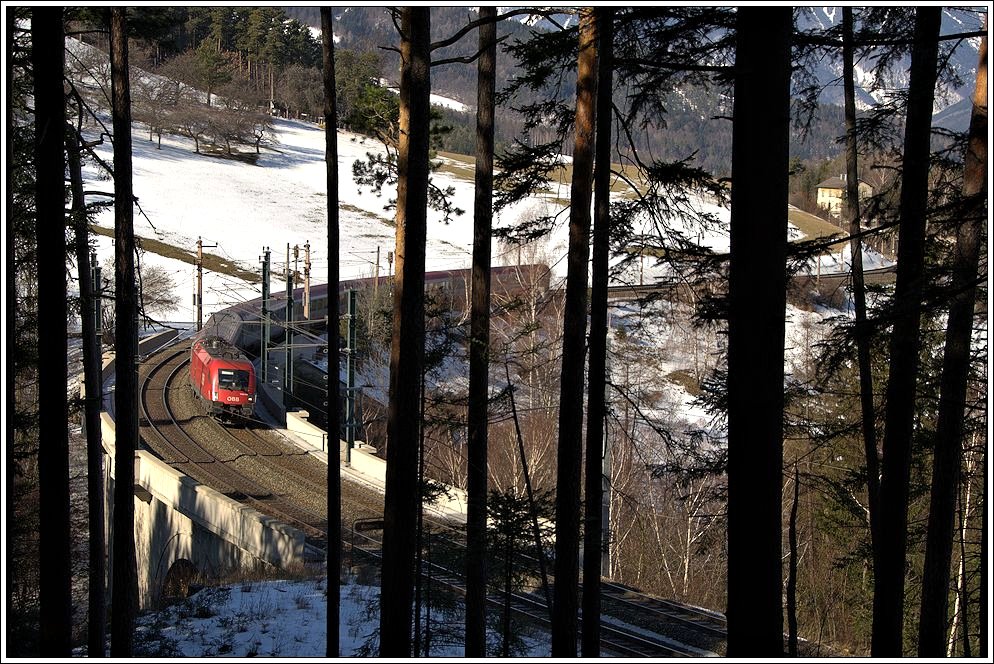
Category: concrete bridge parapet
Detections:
[{"x1": 99, "y1": 330, "x2": 311, "y2": 610}]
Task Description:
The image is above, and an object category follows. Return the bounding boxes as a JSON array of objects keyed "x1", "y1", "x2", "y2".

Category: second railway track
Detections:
[
  {"x1": 137, "y1": 342, "x2": 724, "y2": 655},
  {"x1": 139, "y1": 345, "x2": 331, "y2": 546}
]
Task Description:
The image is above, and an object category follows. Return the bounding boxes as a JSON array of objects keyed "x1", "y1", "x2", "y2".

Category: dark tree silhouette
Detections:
[
  {"x1": 872, "y1": 8, "x2": 941, "y2": 656},
  {"x1": 917, "y1": 28, "x2": 986, "y2": 657},
  {"x1": 581, "y1": 6, "x2": 613, "y2": 658},
  {"x1": 33, "y1": 7, "x2": 72, "y2": 656},
  {"x1": 552, "y1": 7, "x2": 597, "y2": 657},
  {"x1": 464, "y1": 6, "x2": 497, "y2": 657},
  {"x1": 320, "y1": 6, "x2": 341, "y2": 658},
  {"x1": 842, "y1": 6, "x2": 881, "y2": 569},
  {"x1": 379, "y1": 7, "x2": 431, "y2": 656},
  {"x1": 725, "y1": 7, "x2": 791, "y2": 657},
  {"x1": 109, "y1": 7, "x2": 140, "y2": 656},
  {"x1": 66, "y1": 115, "x2": 106, "y2": 657}
]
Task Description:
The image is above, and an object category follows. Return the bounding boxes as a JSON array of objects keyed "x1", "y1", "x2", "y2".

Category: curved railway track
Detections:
[
  {"x1": 600, "y1": 580, "x2": 726, "y2": 637},
  {"x1": 138, "y1": 342, "x2": 723, "y2": 655},
  {"x1": 403, "y1": 517, "x2": 727, "y2": 651},
  {"x1": 139, "y1": 345, "x2": 329, "y2": 546},
  {"x1": 347, "y1": 525, "x2": 705, "y2": 657}
]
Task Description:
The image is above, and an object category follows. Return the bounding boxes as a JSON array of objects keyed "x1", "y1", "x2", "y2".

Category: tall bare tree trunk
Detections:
[
  {"x1": 67, "y1": 123, "x2": 107, "y2": 657},
  {"x1": 726, "y1": 7, "x2": 791, "y2": 657},
  {"x1": 872, "y1": 7, "x2": 941, "y2": 656},
  {"x1": 464, "y1": 6, "x2": 497, "y2": 657},
  {"x1": 917, "y1": 27, "x2": 986, "y2": 657},
  {"x1": 109, "y1": 7, "x2": 139, "y2": 656},
  {"x1": 379, "y1": 8, "x2": 430, "y2": 656},
  {"x1": 5, "y1": 8, "x2": 16, "y2": 645},
  {"x1": 320, "y1": 7, "x2": 341, "y2": 657},
  {"x1": 980, "y1": 447, "x2": 988, "y2": 659},
  {"x1": 582, "y1": 7, "x2": 613, "y2": 658},
  {"x1": 945, "y1": 467, "x2": 975, "y2": 656},
  {"x1": 551, "y1": 8, "x2": 597, "y2": 657},
  {"x1": 786, "y1": 465, "x2": 800, "y2": 656},
  {"x1": 843, "y1": 5, "x2": 882, "y2": 565},
  {"x1": 34, "y1": 7, "x2": 72, "y2": 656}
]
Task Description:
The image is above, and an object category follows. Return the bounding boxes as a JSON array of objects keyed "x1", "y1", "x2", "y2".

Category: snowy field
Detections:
[
  {"x1": 81, "y1": 108, "x2": 885, "y2": 327},
  {"x1": 127, "y1": 575, "x2": 550, "y2": 658},
  {"x1": 82, "y1": 115, "x2": 560, "y2": 325}
]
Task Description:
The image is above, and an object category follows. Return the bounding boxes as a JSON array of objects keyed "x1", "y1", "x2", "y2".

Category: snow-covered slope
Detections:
[
  {"x1": 797, "y1": 6, "x2": 984, "y2": 126},
  {"x1": 83, "y1": 117, "x2": 543, "y2": 323}
]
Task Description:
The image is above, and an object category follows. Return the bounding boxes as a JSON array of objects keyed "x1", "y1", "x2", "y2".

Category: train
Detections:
[
  {"x1": 189, "y1": 334, "x2": 257, "y2": 421},
  {"x1": 194, "y1": 263, "x2": 552, "y2": 427},
  {"x1": 198, "y1": 263, "x2": 553, "y2": 358}
]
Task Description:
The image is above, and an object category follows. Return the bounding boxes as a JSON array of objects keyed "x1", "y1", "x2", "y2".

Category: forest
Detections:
[{"x1": 6, "y1": 5, "x2": 988, "y2": 659}]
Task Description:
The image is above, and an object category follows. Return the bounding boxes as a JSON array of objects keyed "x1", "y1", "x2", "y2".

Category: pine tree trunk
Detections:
[
  {"x1": 871, "y1": 8, "x2": 941, "y2": 656},
  {"x1": 917, "y1": 28, "x2": 986, "y2": 657},
  {"x1": 843, "y1": 5, "x2": 882, "y2": 562},
  {"x1": 787, "y1": 465, "x2": 800, "y2": 656},
  {"x1": 581, "y1": 7, "x2": 613, "y2": 658},
  {"x1": 33, "y1": 7, "x2": 72, "y2": 656},
  {"x1": 68, "y1": 127, "x2": 107, "y2": 657},
  {"x1": 726, "y1": 7, "x2": 791, "y2": 657},
  {"x1": 5, "y1": 10, "x2": 15, "y2": 644},
  {"x1": 982, "y1": 449, "x2": 989, "y2": 659},
  {"x1": 320, "y1": 7, "x2": 341, "y2": 657},
  {"x1": 464, "y1": 6, "x2": 496, "y2": 657},
  {"x1": 552, "y1": 8, "x2": 597, "y2": 657},
  {"x1": 379, "y1": 8, "x2": 430, "y2": 656},
  {"x1": 109, "y1": 8, "x2": 139, "y2": 656}
]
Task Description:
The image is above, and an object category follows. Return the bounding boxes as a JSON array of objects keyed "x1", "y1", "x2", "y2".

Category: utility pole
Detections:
[
  {"x1": 261, "y1": 247, "x2": 271, "y2": 384},
  {"x1": 195, "y1": 236, "x2": 216, "y2": 331},
  {"x1": 285, "y1": 243, "x2": 294, "y2": 396},
  {"x1": 92, "y1": 251, "x2": 102, "y2": 348},
  {"x1": 293, "y1": 243, "x2": 300, "y2": 290},
  {"x1": 374, "y1": 245, "x2": 381, "y2": 301},
  {"x1": 303, "y1": 241, "x2": 311, "y2": 319},
  {"x1": 345, "y1": 289, "x2": 358, "y2": 463},
  {"x1": 387, "y1": 250, "x2": 394, "y2": 278}
]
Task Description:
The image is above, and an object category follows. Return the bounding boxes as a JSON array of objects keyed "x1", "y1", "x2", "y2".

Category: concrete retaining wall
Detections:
[
  {"x1": 285, "y1": 410, "x2": 470, "y2": 521},
  {"x1": 101, "y1": 329, "x2": 310, "y2": 608}
]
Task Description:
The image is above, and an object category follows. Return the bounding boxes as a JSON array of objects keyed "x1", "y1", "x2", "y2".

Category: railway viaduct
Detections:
[
  {"x1": 99, "y1": 264, "x2": 892, "y2": 609},
  {"x1": 99, "y1": 330, "x2": 313, "y2": 609},
  {"x1": 99, "y1": 328, "x2": 467, "y2": 610}
]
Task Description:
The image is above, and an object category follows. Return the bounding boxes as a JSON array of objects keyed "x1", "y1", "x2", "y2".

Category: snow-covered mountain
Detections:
[{"x1": 797, "y1": 7, "x2": 985, "y2": 129}]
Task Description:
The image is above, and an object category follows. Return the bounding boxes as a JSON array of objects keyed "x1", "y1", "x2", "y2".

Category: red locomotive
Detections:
[{"x1": 189, "y1": 335, "x2": 256, "y2": 421}]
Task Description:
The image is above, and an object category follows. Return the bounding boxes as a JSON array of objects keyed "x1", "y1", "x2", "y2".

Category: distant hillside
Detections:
[
  {"x1": 285, "y1": 7, "x2": 982, "y2": 175},
  {"x1": 796, "y1": 6, "x2": 983, "y2": 131}
]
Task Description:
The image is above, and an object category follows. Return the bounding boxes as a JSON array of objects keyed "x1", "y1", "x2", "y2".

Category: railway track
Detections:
[
  {"x1": 600, "y1": 580, "x2": 726, "y2": 637},
  {"x1": 348, "y1": 522, "x2": 718, "y2": 657},
  {"x1": 139, "y1": 345, "x2": 329, "y2": 547},
  {"x1": 605, "y1": 265, "x2": 896, "y2": 301},
  {"x1": 137, "y1": 343, "x2": 722, "y2": 655}
]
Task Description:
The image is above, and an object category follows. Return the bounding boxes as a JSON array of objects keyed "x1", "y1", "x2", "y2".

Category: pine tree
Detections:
[
  {"x1": 66, "y1": 106, "x2": 106, "y2": 657},
  {"x1": 33, "y1": 7, "x2": 72, "y2": 655},
  {"x1": 464, "y1": 6, "x2": 497, "y2": 657},
  {"x1": 917, "y1": 28, "x2": 986, "y2": 657},
  {"x1": 320, "y1": 6, "x2": 341, "y2": 657},
  {"x1": 725, "y1": 7, "x2": 791, "y2": 656},
  {"x1": 842, "y1": 7, "x2": 882, "y2": 569},
  {"x1": 581, "y1": 6, "x2": 613, "y2": 657},
  {"x1": 871, "y1": 8, "x2": 941, "y2": 656},
  {"x1": 379, "y1": 7, "x2": 431, "y2": 656},
  {"x1": 552, "y1": 8, "x2": 597, "y2": 657},
  {"x1": 109, "y1": 7, "x2": 140, "y2": 656}
]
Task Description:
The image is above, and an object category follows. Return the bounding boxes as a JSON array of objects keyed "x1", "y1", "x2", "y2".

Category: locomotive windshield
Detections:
[{"x1": 218, "y1": 369, "x2": 250, "y2": 391}]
